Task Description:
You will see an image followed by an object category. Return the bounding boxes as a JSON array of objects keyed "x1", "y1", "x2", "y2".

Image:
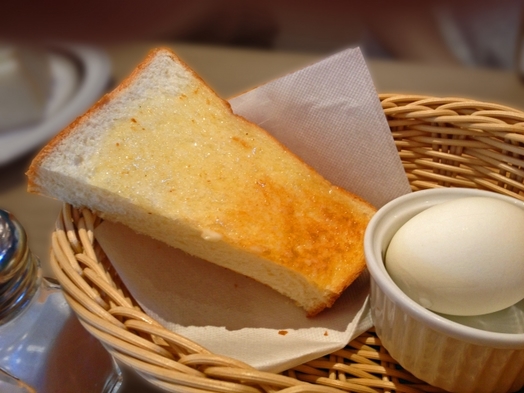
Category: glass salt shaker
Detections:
[{"x1": 0, "y1": 209, "x2": 123, "y2": 393}]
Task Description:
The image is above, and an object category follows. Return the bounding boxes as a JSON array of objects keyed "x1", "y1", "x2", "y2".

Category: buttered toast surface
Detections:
[{"x1": 27, "y1": 48, "x2": 376, "y2": 316}]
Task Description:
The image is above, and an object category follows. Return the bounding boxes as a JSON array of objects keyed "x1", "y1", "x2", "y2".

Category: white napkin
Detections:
[
  {"x1": 95, "y1": 47, "x2": 411, "y2": 373},
  {"x1": 229, "y1": 47, "x2": 410, "y2": 208}
]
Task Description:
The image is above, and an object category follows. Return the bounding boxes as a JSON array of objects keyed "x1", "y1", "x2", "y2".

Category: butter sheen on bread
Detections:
[{"x1": 27, "y1": 48, "x2": 376, "y2": 316}]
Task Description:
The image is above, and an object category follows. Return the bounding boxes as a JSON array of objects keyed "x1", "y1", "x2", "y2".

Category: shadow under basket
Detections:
[{"x1": 50, "y1": 94, "x2": 524, "y2": 393}]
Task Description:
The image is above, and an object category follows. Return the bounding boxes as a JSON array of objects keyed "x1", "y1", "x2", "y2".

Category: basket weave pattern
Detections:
[
  {"x1": 382, "y1": 94, "x2": 524, "y2": 199},
  {"x1": 50, "y1": 95, "x2": 524, "y2": 393}
]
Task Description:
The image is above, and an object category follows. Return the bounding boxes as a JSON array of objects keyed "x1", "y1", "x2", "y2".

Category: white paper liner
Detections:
[
  {"x1": 96, "y1": 221, "x2": 372, "y2": 372},
  {"x1": 95, "y1": 46, "x2": 411, "y2": 372}
]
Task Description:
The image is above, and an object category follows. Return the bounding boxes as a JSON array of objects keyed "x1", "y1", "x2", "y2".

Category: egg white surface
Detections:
[{"x1": 385, "y1": 196, "x2": 524, "y2": 316}]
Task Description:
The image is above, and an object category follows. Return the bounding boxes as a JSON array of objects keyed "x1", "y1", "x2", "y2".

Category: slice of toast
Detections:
[{"x1": 26, "y1": 48, "x2": 376, "y2": 316}]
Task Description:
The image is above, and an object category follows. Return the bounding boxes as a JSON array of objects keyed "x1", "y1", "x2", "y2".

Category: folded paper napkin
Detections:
[{"x1": 95, "y1": 47, "x2": 411, "y2": 372}]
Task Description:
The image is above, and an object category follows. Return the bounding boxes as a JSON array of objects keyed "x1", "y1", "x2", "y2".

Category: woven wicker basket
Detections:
[{"x1": 50, "y1": 94, "x2": 524, "y2": 393}]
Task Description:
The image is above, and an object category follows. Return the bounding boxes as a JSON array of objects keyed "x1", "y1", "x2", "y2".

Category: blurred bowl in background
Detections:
[{"x1": 0, "y1": 44, "x2": 111, "y2": 166}]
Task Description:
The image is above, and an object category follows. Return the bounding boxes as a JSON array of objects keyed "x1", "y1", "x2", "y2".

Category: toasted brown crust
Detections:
[
  {"x1": 26, "y1": 47, "x2": 376, "y2": 316},
  {"x1": 27, "y1": 48, "x2": 224, "y2": 191}
]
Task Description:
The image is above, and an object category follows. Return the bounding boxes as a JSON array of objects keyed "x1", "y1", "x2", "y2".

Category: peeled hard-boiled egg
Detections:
[{"x1": 385, "y1": 196, "x2": 524, "y2": 316}]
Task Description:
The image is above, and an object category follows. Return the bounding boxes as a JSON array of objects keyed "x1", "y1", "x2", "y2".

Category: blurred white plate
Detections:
[{"x1": 0, "y1": 44, "x2": 111, "y2": 165}]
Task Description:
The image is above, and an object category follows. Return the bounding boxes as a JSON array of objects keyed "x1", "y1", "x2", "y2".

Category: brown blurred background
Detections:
[{"x1": 2, "y1": 0, "x2": 523, "y2": 71}]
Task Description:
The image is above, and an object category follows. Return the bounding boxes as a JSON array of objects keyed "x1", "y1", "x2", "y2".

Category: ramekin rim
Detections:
[{"x1": 364, "y1": 187, "x2": 524, "y2": 348}]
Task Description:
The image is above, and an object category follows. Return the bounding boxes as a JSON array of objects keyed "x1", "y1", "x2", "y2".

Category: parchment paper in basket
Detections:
[
  {"x1": 94, "y1": 46, "x2": 411, "y2": 373},
  {"x1": 96, "y1": 222, "x2": 372, "y2": 373}
]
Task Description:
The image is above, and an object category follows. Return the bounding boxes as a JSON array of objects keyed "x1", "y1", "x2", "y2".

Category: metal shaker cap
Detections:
[
  {"x1": 0, "y1": 210, "x2": 38, "y2": 323},
  {"x1": 0, "y1": 210, "x2": 27, "y2": 282}
]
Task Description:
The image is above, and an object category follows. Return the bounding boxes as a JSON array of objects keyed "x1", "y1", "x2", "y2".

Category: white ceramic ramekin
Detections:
[{"x1": 364, "y1": 188, "x2": 524, "y2": 393}]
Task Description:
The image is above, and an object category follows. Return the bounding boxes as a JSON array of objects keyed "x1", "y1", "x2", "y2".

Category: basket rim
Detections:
[{"x1": 47, "y1": 93, "x2": 524, "y2": 393}]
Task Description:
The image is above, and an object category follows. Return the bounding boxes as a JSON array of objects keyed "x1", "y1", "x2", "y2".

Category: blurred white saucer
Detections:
[{"x1": 0, "y1": 44, "x2": 111, "y2": 165}]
